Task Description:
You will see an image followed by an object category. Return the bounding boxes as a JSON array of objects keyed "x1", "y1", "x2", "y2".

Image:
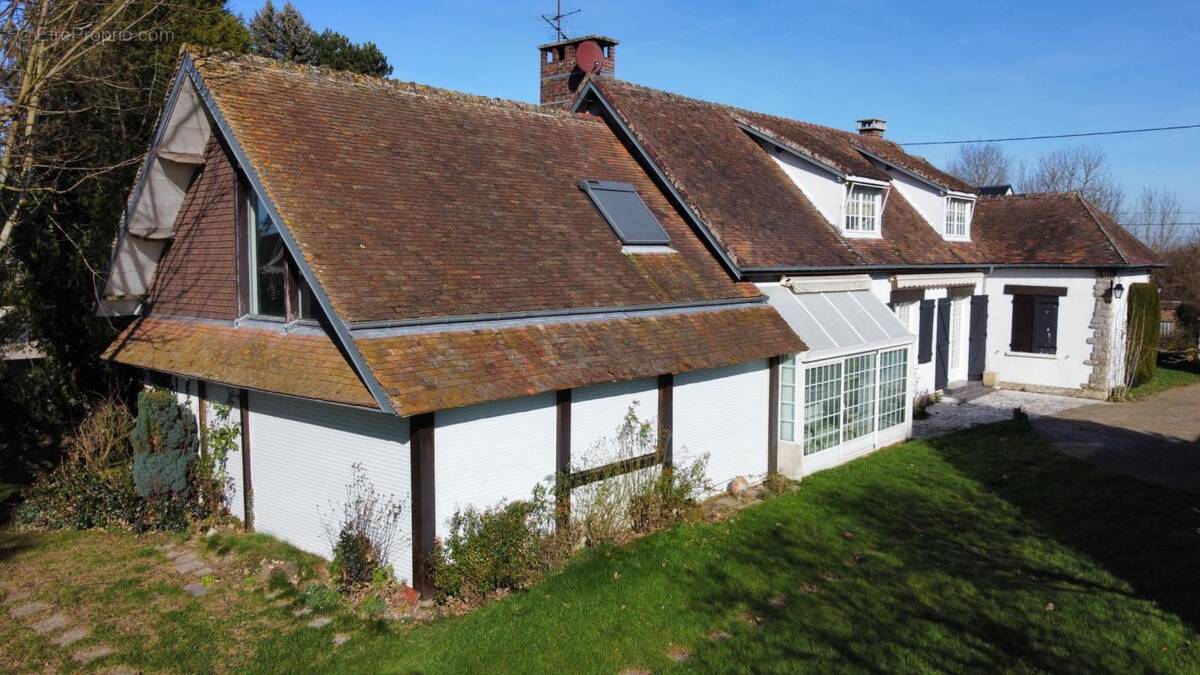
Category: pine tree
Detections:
[
  {"x1": 313, "y1": 30, "x2": 393, "y2": 78},
  {"x1": 249, "y1": 0, "x2": 316, "y2": 64}
]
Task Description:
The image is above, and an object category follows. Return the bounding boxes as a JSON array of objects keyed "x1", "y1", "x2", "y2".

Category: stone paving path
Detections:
[
  {"x1": 1, "y1": 584, "x2": 119, "y2": 668},
  {"x1": 913, "y1": 389, "x2": 1098, "y2": 438}
]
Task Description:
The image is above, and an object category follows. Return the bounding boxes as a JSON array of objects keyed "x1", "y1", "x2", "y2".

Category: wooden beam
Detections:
[
  {"x1": 239, "y1": 388, "x2": 254, "y2": 532},
  {"x1": 568, "y1": 451, "x2": 660, "y2": 489},
  {"x1": 768, "y1": 356, "x2": 780, "y2": 475},
  {"x1": 555, "y1": 389, "x2": 571, "y2": 528},
  {"x1": 409, "y1": 413, "x2": 436, "y2": 597},
  {"x1": 657, "y1": 374, "x2": 673, "y2": 469}
]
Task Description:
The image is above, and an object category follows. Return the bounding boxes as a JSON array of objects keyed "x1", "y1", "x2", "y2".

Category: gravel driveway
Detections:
[{"x1": 913, "y1": 389, "x2": 1098, "y2": 439}]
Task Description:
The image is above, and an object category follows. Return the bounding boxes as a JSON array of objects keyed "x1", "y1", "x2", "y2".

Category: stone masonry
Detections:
[{"x1": 1084, "y1": 271, "x2": 1115, "y2": 394}]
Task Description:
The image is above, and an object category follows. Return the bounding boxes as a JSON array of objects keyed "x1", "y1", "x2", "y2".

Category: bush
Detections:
[
  {"x1": 1125, "y1": 283, "x2": 1161, "y2": 387},
  {"x1": 302, "y1": 583, "x2": 341, "y2": 611},
  {"x1": 130, "y1": 389, "x2": 199, "y2": 499},
  {"x1": 321, "y1": 464, "x2": 405, "y2": 592},
  {"x1": 14, "y1": 396, "x2": 195, "y2": 532},
  {"x1": 359, "y1": 594, "x2": 387, "y2": 619},
  {"x1": 428, "y1": 499, "x2": 546, "y2": 603}
]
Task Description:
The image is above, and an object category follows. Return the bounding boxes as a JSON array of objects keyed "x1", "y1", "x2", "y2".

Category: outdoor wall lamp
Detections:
[{"x1": 1110, "y1": 281, "x2": 1125, "y2": 300}]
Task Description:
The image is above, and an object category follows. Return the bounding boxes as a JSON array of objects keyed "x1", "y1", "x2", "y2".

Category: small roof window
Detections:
[{"x1": 579, "y1": 180, "x2": 671, "y2": 246}]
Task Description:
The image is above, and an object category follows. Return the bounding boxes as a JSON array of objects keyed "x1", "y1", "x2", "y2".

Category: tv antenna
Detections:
[{"x1": 542, "y1": 1, "x2": 581, "y2": 42}]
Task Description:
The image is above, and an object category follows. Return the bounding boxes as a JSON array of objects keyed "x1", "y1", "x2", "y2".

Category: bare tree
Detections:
[
  {"x1": 946, "y1": 142, "x2": 1013, "y2": 188},
  {"x1": 0, "y1": 0, "x2": 157, "y2": 254},
  {"x1": 1017, "y1": 145, "x2": 1124, "y2": 218},
  {"x1": 1120, "y1": 187, "x2": 1184, "y2": 252}
]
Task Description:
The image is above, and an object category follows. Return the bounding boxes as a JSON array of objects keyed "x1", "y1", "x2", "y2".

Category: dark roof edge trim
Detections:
[
  {"x1": 182, "y1": 55, "x2": 398, "y2": 415},
  {"x1": 571, "y1": 80, "x2": 743, "y2": 278},
  {"x1": 853, "y1": 145, "x2": 971, "y2": 196},
  {"x1": 736, "y1": 122, "x2": 847, "y2": 180},
  {"x1": 742, "y1": 262, "x2": 1163, "y2": 277},
  {"x1": 1076, "y1": 194, "x2": 1132, "y2": 264},
  {"x1": 349, "y1": 296, "x2": 765, "y2": 332}
]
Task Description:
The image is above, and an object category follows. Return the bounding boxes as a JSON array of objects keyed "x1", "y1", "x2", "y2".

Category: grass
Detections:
[
  {"x1": 2, "y1": 422, "x2": 1198, "y2": 673},
  {"x1": 1127, "y1": 360, "x2": 1200, "y2": 399}
]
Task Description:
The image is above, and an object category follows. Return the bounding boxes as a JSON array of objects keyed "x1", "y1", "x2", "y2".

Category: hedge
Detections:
[{"x1": 1126, "y1": 282, "x2": 1160, "y2": 387}]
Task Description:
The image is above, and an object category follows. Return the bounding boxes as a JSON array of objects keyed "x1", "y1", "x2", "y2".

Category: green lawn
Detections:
[
  {"x1": 1128, "y1": 361, "x2": 1200, "y2": 399},
  {"x1": 3, "y1": 422, "x2": 1198, "y2": 673}
]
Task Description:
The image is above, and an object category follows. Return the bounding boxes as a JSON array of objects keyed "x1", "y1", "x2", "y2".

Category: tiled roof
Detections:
[
  {"x1": 593, "y1": 78, "x2": 1159, "y2": 270},
  {"x1": 356, "y1": 304, "x2": 803, "y2": 416},
  {"x1": 104, "y1": 317, "x2": 376, "y2": 408},
  {"x1": 973, "y1": 192, "x2": 1161, "y2": 266},
  {"x1": 192, "y1": 52, "x2": 759, "y2": 325}
]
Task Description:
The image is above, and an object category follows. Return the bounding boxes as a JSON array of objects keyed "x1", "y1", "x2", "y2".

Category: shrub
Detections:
[
  {"x1": 428, "y1": 499, "x2": 546, "y2": 603},
  {"x1": 1124, "y1": 283, "x2": 1161, "y2": 387},
  {"x1": 131, "y1": 389, "x2": 199, "y2": 499},
  {"x1": 195, "y1": 399, "x2": 240, "y2": 516},
  {"x1": 321, "y1": 464, "x2": 405, "y2": 592},
  {"x1": 359, "y1": 594, "x2": 387, "y2": 619},
  {"x1": 302, "y1": 583, "x2": 340, "y2": 611}
]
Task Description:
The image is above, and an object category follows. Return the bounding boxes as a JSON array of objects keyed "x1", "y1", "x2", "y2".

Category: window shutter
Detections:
[
  {"x1": 1010, "y1": 295, "x2": 1034, "y2": 352},
  {"x1": 918, "y1": 300, "x2": 934, "y2": 363},
  {"x1": 1033, "y1": 296, "x2": 1059, "y2": 354}
]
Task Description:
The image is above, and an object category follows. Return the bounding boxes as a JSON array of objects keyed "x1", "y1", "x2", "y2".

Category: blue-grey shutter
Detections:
[
  {"x1": 918, "y1": 300, "x2": 934, "y2": 364},
  {"x1": 1033, "y1": 296, "x2": 1059, "y2": 354}
]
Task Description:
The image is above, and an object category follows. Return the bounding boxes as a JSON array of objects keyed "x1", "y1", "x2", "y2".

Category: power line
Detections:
[{"x1": 901, "y1": 123, "x2": 1200, "y2": 146}]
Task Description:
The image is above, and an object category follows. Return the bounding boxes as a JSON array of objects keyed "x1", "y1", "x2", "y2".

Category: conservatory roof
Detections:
[{"x1": 762, "y1": 282, "x2": 912, "y2": 361}]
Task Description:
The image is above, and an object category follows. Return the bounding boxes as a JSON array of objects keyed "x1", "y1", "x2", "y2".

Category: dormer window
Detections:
[
  {"x1": 844, "y1": 185, "x2": 882, "y2": 236},
  {"x1": 945, "y1": 197, "x2": 972, "y2": 239},
  {"x1": 243, "y1": 190, "x2": 320, "y2": 322}
]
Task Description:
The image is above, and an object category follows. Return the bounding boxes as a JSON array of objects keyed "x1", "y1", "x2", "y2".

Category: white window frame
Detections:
[
  {"x1": 944, "y1": 196, "x2": 973, "y2": 240},
  {"x1": 843, "y1": 184, "x2": 884, "y2": 238}
]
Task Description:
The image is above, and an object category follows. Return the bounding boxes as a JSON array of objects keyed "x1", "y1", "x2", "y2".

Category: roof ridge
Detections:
[
  {"x1": 187, "y1": 46, "x2": 591, "y2": 122},
  {"x1": 607, "y1": 78, "x2": 856, "y2": 139}
]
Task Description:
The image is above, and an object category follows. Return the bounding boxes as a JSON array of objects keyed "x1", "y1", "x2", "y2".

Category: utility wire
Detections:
[{"x1": 901, "y1": 123, "x2": 1200, "y2": 146}]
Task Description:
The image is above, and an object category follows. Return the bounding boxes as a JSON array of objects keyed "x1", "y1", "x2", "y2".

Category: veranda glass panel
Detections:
[
  {"x1": 803, "y1": 362, "x2": 842, "y2": 455},
  {"x1": 842, "y1": 353, "x2": 877, "y2": 441},
  {"x1": 878, "y1": 348, "x2": 908, "y2": 429},
  {"x1": 780, "y1": 356, "x2": 797, "y2": 442}
]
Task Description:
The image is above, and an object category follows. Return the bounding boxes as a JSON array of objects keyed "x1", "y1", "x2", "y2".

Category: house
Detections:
[{"x1": 99, "y1": 38, "x2": 1159, "y2": 594}]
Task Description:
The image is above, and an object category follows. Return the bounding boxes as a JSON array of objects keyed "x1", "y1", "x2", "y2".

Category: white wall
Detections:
[
  {"x1": 247, "y1": 392, "x2": 414, "y2": 584},
  {"x1": 984, "y1": 268, "x2": 1099, "y2": 392},
  {"x1": 570, "y1": 378, "x2": 658, "y2": 469},
  {"x1": 765, "y1": 146, "x2": 844, "y2": 226},
  {"x1": 673, "y1": 360, "x2": 769, "y2": 490},
  {"x1": 203, "y1": 383, "x2": 244, "y2": 522},
  {"x1": 887, "y1": 169, "x2": 944, "y2": 235},
  {"x1": 1107, "y1": 270, "x2": 1152, "y2": 390},
  {"x1": 433, "y1": 394, "x2": 557, "y2": 537}
]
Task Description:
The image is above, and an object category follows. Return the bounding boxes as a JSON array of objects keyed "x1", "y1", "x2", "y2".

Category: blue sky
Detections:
[{"x1": 229, "y1": 0, "x2": 1200, "y2": 220}]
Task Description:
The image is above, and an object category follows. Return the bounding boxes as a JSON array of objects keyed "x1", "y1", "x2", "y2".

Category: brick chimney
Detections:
[
  {"x1": 539, "y1": 35, "x2": 618, "y2": 109},
  {"x1": 856, "y1": 118, "x2": 887, "y2": 136}
]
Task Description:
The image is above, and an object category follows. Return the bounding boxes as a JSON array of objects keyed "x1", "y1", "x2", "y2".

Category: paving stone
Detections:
[
  {"x1": 333, "y1": 633, "x2": 351, "y2": 646},
  {"x1": 183, "y1": 583, "x2": 207, "y2": 597},
  {"x1": 192, "y1": 566, "x2": 215, "y2": 578},
  {"x1": 9, "y1": 601, "x2": 52, "y2": 619},
  {"x1": 72, "y1": 645, "x2": 114, "y2": 663},
  {"x1": 293, "y1": 607, "x2": 312, "y2": 617},
  {"x1": 272, "y1": 598, "x2": 291, "y2": 608},
  {"x1": 53, "y1": 626, "x2": 90, "y2": 647},
  {"x1": 31, "y1": 612, "x2": 70, "y2": 634},
  {"x1": 175, "y1": 558, "x2": 205, "y2": 574},
  {"x1": 307, "y1": 617, "x2": 332, "y2": 629},
  {"x1": 913, "y1": 389, "x2": 1097, "y2": 439},
  {"x1": 264, "y1": 589, "x2": 283, "y2": 600}
]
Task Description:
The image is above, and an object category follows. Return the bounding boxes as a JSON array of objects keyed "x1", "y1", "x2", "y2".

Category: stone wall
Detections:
[{"x1": 1083, "y1": 272, "x2": 1115, "y2": 395}]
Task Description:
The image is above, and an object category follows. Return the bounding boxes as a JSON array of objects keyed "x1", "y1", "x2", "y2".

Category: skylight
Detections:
[{"x1": 579, "y1": 180, "x2": 671, "y2": 246}]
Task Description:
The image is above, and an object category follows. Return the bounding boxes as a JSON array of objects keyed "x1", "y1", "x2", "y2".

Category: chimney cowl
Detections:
[{"x1": 856, "y1": 118, "x2": 887, "y2": 136}]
